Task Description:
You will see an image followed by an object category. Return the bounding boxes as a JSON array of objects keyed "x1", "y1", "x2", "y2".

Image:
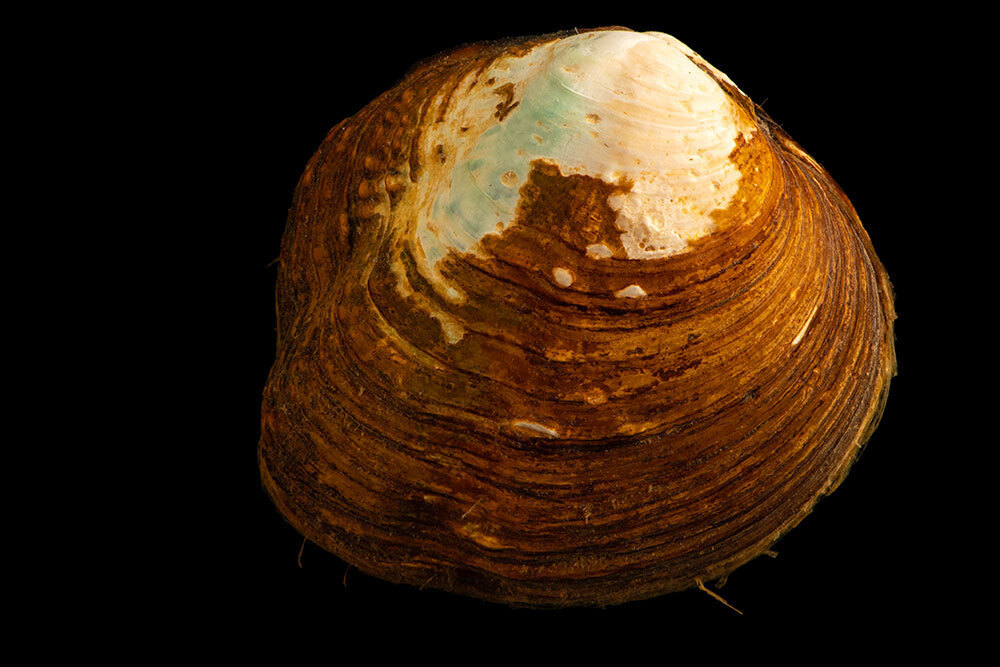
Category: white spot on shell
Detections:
[
  {"x1": 552, "y1": 267, "x2": 573, "y2": 287},
  {"x1": 586, "y1": 243, "x2": 614, "y2": 259},
  {"x1": 615, "y1": 284, "x2": 647, "y2": 299},
  {"x1": 511, "y1": 421, "x2": 560, "y2": 438},
  {"x1": 792, "y1": 304, "x2": 819, "y2": 346}
]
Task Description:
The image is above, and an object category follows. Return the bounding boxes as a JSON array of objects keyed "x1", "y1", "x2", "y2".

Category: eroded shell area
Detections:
[
  {"x1": 260, "y1": 27, "x2": 896, "y2": 607},
  {"x1": 409, "y1": 31, "x2": 756, "y2": 271},
  {"x1": 392, "y1": 29, "x2": 774, "y2": 346}
]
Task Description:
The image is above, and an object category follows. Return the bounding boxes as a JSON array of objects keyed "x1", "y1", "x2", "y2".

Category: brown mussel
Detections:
[{"x1": 259, "y1": 27, "x2": 896, "y2": 607}]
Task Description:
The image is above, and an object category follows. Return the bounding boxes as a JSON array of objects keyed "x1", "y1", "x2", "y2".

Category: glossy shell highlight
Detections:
[{"x1": 259, "y1": 27, "x2": 896, "y2": 607}]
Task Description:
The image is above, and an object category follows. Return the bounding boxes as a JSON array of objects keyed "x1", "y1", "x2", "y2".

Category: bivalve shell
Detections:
[{"x1": 259, "y1": 27, "x2": 896, "y2": 607}]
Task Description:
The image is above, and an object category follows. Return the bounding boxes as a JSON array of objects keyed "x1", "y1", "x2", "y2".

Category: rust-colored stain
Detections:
[{"x1": 493, "y1": 82, "x2": 519, "y2": 121}]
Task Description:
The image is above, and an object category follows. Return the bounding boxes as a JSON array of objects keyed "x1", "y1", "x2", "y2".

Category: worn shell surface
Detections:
[{"x1": 259, "y1": 27, "x2": 896, "y2": 607}]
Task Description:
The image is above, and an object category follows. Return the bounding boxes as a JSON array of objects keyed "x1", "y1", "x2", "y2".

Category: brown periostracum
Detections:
[{"x1": 259, "y1": 27, "x2": 896, "y2": 607}]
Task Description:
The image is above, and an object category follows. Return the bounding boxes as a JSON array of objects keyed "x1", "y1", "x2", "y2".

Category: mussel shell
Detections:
[{"x1": 259, "y1": 27, "x2": 896, "y2": 607}]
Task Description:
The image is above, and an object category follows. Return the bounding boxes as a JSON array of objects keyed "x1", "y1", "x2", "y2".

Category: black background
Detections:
[{"x1": 198, "y1": 8, "x2": 955, "y2": 634}]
